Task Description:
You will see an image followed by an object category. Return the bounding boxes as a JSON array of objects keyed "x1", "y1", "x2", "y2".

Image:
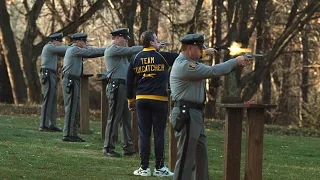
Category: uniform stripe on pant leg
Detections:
[
  {"x1": 42, "y1": 76, "x2": 51, "y2": 127},
  {"x1": 107, "y1": 86, "x2": 119, "y2": 147},
  {"x1": 67, "y1": 84, "x2": 74, "y2": 137},
  {"x1": 177, "y1": 121, "x2": 190, "y2": 180}
]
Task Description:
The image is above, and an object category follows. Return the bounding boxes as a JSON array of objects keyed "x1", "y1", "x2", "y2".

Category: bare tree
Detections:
[
  {"x1": 106, "y1": 0, "x2": 138, "y2": 45},
  {"x1": 20, "y1": 0, "x2": 46, "y2": 103},
  {"x1": 6, "y1": 0, "x2": 108, "y2": 103},
  {"x1": 0, "y1": 0, "x2": 27, "y2": 104},
  {"x1": 241, "y1": 1, "x2": 320, "y2": 101},
  {"x1": 139, "y1": 0, "x2": 150, "y2": 39},
  {"x1": 0, "y1": 39, "x2": 13, "y2": 103},
  {"x1": 148, "y1": 0, "x2": 162, "y2": 34}
]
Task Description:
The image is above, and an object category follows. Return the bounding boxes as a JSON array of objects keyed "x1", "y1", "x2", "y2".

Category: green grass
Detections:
[{"x1": 0, "y1": 115, "x2": 319, "y2": 180}]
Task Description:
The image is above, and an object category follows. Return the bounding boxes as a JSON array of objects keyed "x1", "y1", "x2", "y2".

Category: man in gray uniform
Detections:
[
  {"x1": 39, "y1": 32, "x2": 68, "y2": 132},
  {"x1": 170, "y1": 34, "x2": 250, "y2": 180},
  {"x1": 103, "y1": 28, "x2": 143, "y2": 157},
  {"x1": 62, "y1": 33, "x2": 105, "y2": 142}
]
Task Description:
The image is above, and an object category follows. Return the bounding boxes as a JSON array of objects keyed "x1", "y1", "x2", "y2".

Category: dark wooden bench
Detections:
[
  {"x1": 219, "y1": 103, "x2": 276, "y2": 180},
  {"x1": 168, "y1": 102, "x2": 276, "y2": 180},
  {"x1": 79, "y1": 74, "x2": 93, "y2": 133}
]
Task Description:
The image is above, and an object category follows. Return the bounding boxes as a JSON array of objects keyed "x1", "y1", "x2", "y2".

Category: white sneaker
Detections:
[
  {"x1": 153, "y1": 166, "x2": 174, "y2": 177},
  {"x1": 133, "y1": 167, "x2": 151, "y2": 176}
]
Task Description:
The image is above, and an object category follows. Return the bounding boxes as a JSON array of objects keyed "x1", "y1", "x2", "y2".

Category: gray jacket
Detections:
[
  {"x1": 104, "y1": 43, "x2": 143, "y2": 80},
  {"x1": 62, "y1": 45, "x2": 105, "y2": 77},
  {"x1": 170, "y1": 53, "x2": 237, "y2": 103},
  {"x1": 41, "y1": 42, "x2": 68, "y2": 71}
]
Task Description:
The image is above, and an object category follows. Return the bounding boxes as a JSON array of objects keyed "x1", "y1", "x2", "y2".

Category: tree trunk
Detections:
[
  {"x1": 241, "y1": 1, "x2": 320, "y2": 101},
  {"x1": 148, "y1": 0, "x2": 161, "y2": 34},
  {"x1": 127, "y1": 0, "x2": 138, "y2": 46},
  {"x1": 139, "y1": 0, "x2": 150, "y2": 39},
  {"x1": 20, "y1": 0, "x2": 45, "y2": 103},
  {"x1": 274, "y1": 54, "x2": 300, "y2": 125},
  {"x1": 301, "y1": 26, "x2": 310, "y2": 125},
  {"x1": 20, "y1": 0, "x2": 108, "y2": 103},
  {"x1": 0, "y1": 0, "x2": 27, "y2": 104},
  {"x1": 188, "y1": 0, "x2": 204, "y2": 33},
  {"x1": 0, "y1": 41, "x2": 13, "y2": 103},
  {"x1": 205, "y1": 0, "x2": 222, "y2": 119},
  {"x1": 256, "y1": 0, "x2": 272, "y2": 123}
]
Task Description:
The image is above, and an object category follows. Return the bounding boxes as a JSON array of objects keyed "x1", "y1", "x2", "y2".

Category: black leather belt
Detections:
[
  {"x1": 62, "y1": 74, "x2": 80, "y2": 80},
  {"x1": 40, "y1": 68, "x2": 56, "y2": 74},
  {"x1": 109, "y1": 78, "x2": 125, "y2": 85},
  {"x1": 173, "y1": 100, "x2": 204, "y2": 110}
]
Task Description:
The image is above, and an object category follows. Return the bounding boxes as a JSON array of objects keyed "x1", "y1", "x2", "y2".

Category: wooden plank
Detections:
[
  {"x1": 223, "y1": 108, "x2": 243, "y2": 180},
  {"x1": 245, "y1": 108, "x2": 265, "y2": 180},
  {"x1": 169, "y1": 123, "x2": 177, "y2": 171},
  {"x1": 167, "y1": 89, "x2": 177, "y2": 171},
  {"x1": 79, "y1": 75, "x2": 92, "y2": 133},
  {"x1": 100, "y1": 79, "x2": 108, "y2": 140},
  {"x1": 131, "y1": 112, "x2": 139, "y2": 152},
  {"x1": 219, "y1": 103, "x2": 277, "y2": 109}
]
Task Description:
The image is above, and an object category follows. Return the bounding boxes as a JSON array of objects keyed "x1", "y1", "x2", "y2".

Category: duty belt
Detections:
[
  {"x1": 109, "y1": 78, "x2": 125, "y2": 85},
  {"x1": 40, "y1": 68, "x2": 56, "y2": 74},
  {"x1": 173, "y1": 100, "x2": 204, "y2": 110},
  {"x1": 62, "y1": 74, "x2": 80, "y2": 80}
]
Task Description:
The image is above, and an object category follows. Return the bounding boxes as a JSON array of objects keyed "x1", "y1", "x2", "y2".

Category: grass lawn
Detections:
[{"x1": 0, "y1": 115, "x2": 319, "y2": 180}]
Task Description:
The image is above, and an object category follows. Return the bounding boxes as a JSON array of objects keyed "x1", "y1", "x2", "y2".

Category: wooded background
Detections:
[{"x1": 0, "y1": 0, "x2": 319, "y2": 128}]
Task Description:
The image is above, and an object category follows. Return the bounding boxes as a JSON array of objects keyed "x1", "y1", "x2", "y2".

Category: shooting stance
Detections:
[
  {"x1": 103, "y1": 28, "x2": 143, "y2": 157},
  {"x1": 39, "y1": 32, "x2": 68, "y2": 132},
  {"x1": 61, "y1": 33, "x2": 105, "y2": 142},
  {"x1": 170, "y1": 34, "x2": 250, "y2": 180}
]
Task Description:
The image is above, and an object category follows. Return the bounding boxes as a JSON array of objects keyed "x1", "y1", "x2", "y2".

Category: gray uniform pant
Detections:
[
  {"x1": 104, "y1": 81, "x2": 133, "y2": 153},
  {"x1": 171, "y1": 107, "x2": 209, "y2": 180},
  {"x1": 40, "y1": 73, "x2": 57, "y2": 128},
  {"x1": 62, "y1": 77, "x2": 80, "y2": 137}
]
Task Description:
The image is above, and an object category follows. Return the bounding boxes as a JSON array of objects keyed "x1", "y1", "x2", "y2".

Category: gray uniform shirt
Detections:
[
  {"x1": 62, "y1": 45, "x2": 105, "y2": 77},
  {"x1": 170, "y1": 53, "x2": 237, "y2": 103},
  {"x1": 41, "y1": 42, "x2": 68, "y2": 71},
  {"x1": 104, "y1": 43, "x2": 143, "y2": 80}
]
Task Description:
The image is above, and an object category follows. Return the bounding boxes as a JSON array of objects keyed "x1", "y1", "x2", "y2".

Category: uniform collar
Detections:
[
  {"x1": 181, "y1": 52, "x2": 198, "y2": 62},
  {"x1": 143, "y1": 47, "x2": 157, "y2": 51}
]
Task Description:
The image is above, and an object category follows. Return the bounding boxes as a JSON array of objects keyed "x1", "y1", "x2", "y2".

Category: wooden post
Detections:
[
  {"x1": 168, "y1": 89, "x2": 177, "y2": 171},
  {"x1": 223, "y1": 107, "x2": 243, "y2": 180},
  {"x1": 96, "y1": 75, "x2": 109, "y2": 140},
  {"x1": 169, "y1": 122, "x2": 177, "y2": 171},
  {"x1": 132, "y1": 112, "x2": 139, "y2": 152},
  {"x1": 219, "y1": 103, "x2": 276, "y2": 180},
  {"x1": 245, "y1": 108, "x2": 265, "y2": 180},
  {"x1": 79, "y1": 74, "x2": 93, "y2": 133}
]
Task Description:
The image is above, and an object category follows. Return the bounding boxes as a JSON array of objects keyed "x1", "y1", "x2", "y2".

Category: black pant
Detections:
[{"x1": 136, "y1": 99, "x2": 168, "y2": 169}]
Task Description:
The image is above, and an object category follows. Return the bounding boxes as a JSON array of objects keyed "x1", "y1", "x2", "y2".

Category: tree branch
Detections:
[{"x1": 45, "y1": 0, "x2": 65, "y2": 27}]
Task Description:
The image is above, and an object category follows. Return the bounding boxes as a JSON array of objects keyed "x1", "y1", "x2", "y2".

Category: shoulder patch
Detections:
[{"x1": 188, "y1": 62, "x2": 197, "y2": 69}]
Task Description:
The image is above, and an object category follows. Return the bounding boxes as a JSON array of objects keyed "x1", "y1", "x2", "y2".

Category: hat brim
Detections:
[
  {"x1": 193, "y1": 43, "x2": 207, "y2": 49},
  {"x1": 200, "y1": 44, "x2": 207, "y2": 49}
]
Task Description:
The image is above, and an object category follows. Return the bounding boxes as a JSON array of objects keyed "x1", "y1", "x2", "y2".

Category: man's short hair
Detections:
[
  {"x1": 140, "y1": 30, "x2": 155, "y2": 48},
  {"x1": 180, "y1": 44, "x2": 189, "y2": 51}
]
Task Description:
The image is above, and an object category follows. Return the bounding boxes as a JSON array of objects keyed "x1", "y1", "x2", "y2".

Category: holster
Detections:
[
  {"x1": 41, "y1": 69, "x2": 49, "y2": 85},
  {"x1": 101, "y1": 71, "x2": 112, "y2": 83},
  {"x1": 174, "y1": 105, "x2": 190, "y2": 132},
  {"x1": 66, "y1": 79, "x2": 74, "y2": 94}
]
